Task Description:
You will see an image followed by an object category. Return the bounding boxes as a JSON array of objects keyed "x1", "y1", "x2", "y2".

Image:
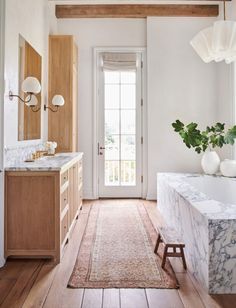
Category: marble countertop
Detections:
[
  {"x1": 5, "y1": 152, "x2": 83, "y2": 172},
  {"x1": 158, "y1": 173, "x2": 236, "y2": 220}
]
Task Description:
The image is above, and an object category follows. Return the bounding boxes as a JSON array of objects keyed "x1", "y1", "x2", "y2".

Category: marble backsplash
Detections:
[{"x1": 4, "y1": 142, "x2": 46, "y2": 167}]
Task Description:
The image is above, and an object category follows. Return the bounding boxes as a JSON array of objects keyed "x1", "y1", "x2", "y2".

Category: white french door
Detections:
[{"x1": 98, "y1": 52, "x2": 143, "y2": 198}]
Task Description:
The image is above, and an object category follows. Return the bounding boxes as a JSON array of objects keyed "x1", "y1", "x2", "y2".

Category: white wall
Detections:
[
  {"x1": 0, "y1": 0, "x2": 6, "y2": 268},
  {"x1": 4, "y1": 0, "x2": 55, "y2": 148},
  {"x1": 146, "y1": 17, "x2": 228, "y2": 199},
  {"x1": 57, "y1": 18, "x2": 146, "y2": 198}
]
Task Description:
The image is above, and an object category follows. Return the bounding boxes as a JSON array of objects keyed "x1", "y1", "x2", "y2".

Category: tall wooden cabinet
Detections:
[{"x1": 48, "y1": 35, "x2": 78, "y2": 152}]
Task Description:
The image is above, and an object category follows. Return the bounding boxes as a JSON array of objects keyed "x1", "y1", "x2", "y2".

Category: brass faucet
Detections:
[{"x1": 32, "y1": 151, "x2": 47, "y2": 160}]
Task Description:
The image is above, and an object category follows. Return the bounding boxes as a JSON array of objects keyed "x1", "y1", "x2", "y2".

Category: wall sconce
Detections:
[
  {"x1": 44, "y1": 95, "x2": 65, "y2": 112},
  {"x1": 9, "y1": 76, "x2": 41, "y2": 108}
]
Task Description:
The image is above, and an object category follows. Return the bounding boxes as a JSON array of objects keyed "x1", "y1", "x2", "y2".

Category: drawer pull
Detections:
[
  {"x1": 64, "y1": 177, "x2": 67, "y2": 180},
  {"x1": 64, "y1": 198, "x2": 67, "y2": 202}
]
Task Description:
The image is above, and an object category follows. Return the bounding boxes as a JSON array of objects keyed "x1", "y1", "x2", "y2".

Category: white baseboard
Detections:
[
  {"x1": 83, "y1": 189, "x2": 97, "y2": 200},
  {"x1": 0, "y1": 256, "x2": 5, "y2": 268},
  {"x1": 146, "y1": 192, "x2": 157, "y2": 201}
]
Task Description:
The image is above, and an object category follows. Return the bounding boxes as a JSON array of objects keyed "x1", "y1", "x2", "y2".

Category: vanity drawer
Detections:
[
  {"x1": 61, "y1": 188, "x2": 68, "y2": 212},
  {"x1": 61, "y1": 210, "x2": 68, "y2": 245},
  {"x1": 61, "y1": 170, "x2": 69, "y2": 186}
]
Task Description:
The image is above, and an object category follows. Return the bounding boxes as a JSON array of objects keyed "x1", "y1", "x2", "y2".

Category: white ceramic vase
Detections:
[
  {"x1": 220, "y1": 159, "x2": 236, "y2": 177},
  {"x1": 201, "y1": 150, "x2": 220, "y2": 175}
]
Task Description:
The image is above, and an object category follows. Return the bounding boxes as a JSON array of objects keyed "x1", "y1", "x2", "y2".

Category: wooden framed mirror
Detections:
[{"x1": 18, "y1": 35, "x2": 42, "y2": 141}]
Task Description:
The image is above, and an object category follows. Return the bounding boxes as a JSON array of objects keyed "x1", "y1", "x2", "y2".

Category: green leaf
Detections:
[
  {"x1": 186, "y1": 122, "x2": 198, "y2": 131},
  {"x1": 225, "y1": 126, "x2": 236, "y2": 145},
  {"x1": 215, "y1": 122, "x2": 225, "y2": 132},
  {"x1": 172, "y1": 120, "x2": 184, "y2": 132}
]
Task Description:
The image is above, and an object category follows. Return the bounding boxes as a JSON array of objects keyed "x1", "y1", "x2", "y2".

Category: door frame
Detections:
[
  {"x1": 93, "y1": 47, "x2": 147, "y2": 199},
  {"x1": 0, "y1": 0, "x2": 5, "y2": 267}
]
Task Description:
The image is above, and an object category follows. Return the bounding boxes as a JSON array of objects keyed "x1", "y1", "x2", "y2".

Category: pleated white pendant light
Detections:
[{"x1": 190, "y1": 0, "x2": 236, "y2": 64}]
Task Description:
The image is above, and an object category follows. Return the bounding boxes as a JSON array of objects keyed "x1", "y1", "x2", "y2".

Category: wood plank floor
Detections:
[{"x1": 0, "y1": 200, "x2": 235, "y2": 308}]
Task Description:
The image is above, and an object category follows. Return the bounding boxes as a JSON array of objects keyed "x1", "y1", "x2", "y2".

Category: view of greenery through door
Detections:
[{"x1": 104, "y1": 70, "x2": 136, "y2": 186}]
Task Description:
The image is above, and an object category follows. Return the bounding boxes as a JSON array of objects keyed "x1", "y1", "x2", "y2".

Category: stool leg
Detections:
[
  {"x1": 161, "y1": 245, "x2": 168, "y2": 269},
  {"x1": 180, "y1": 247, "x2": 187, "y2": 270},
  {"x1": 154, "y1": 234, "x2": 161, "y2": 254}
]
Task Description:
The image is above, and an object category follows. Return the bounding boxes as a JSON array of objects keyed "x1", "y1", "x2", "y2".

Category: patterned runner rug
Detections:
[{"x1": 68, "y1": 201, "x2": 178, "y2": 288}]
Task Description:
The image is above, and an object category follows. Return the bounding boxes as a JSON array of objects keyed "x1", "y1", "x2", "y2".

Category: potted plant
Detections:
[{"x1": 172, "y1": 120, "x2": 236, "y2": 175}]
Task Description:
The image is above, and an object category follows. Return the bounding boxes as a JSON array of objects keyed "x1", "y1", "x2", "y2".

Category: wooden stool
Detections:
[{"x1": 154, "y1": 226, "x2": 187, "y2": 270}]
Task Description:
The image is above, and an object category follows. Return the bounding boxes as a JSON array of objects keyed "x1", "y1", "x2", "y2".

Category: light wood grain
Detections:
[
  {"x1": 82, "y1": 289, "x2": 103, "y2": 308},
  {"x1": 18, "y1": 40, "x2": 41, "y2": 141},
  {"x1": 103, "y1": 289, "x2": 120, "y2": 308},
  {"x1": 5, "y1": 172, "x2": 59, "y2": 257},
  {"x1": 146, "y1": 289, "x2": 184, "y2": 308},
  {"x1": 22, "y1": 262, "x2": 57, "y2": 308},
  {"x1": 120, "y1": 289, "x2": 148, "y2": 308},
  {"x1": 1, "y1": 260, "x2": 43, "y2": 308},
  {"x1": 56, "y1": 4, "x2": 219, "y2": 18},
  {"x1": 48, "y1": 35, "x2": 78, "y2": 152}
]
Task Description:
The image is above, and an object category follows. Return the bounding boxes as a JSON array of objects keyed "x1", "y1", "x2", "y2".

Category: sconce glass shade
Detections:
[
  {"x1": 52, "y1": 95, "x2": 65, "y2": 106},
  {"x1": 22, "y1": 77, "x2": 41, "y2": 94},
  {"x1": 25, "y1": 94, "x2": 38, "y2": 107},
  {"x1": 190, "y1": 20, "x2": 236, "y2": 64}
]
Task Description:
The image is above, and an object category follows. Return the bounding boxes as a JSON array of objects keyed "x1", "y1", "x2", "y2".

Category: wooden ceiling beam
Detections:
[{"x1": 56, "y1": 4, "x2": 219, "y2": 19}]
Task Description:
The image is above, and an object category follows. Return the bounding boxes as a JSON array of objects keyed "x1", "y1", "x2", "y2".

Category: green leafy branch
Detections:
[{"x1": 172, "y1": 120, "x2": 236, "y2": 154}]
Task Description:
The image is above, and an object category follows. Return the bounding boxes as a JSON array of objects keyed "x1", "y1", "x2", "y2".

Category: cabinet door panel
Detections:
[
  {"x1": 68, "y1": 167, "x2": 74, "y2": 226},
  {"x1": 6, "y1": 174, "x2": 57, "y2": 250}
]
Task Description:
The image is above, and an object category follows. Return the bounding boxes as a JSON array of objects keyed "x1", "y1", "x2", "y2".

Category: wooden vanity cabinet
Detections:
[{"x1": 5, "y1": 158, "x2": 83, "y2": 263}]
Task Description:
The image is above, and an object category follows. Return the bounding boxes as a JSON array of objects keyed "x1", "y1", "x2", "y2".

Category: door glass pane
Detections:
[
  {"x1": 105, "y1": 135, "x2": 119, "y2": 160},
  {"x1": 105, "y1": 110, "x2": 119, "y2": 135},
  {"x1": 121, "y1": 110, "x2": 135, "y2": 134},
  {"x1": 121, "y1": 161, "x2": 136, "y2": 186},
  {"x1": 121, "y1": 135, "x2": 135, "y2": 160},
  {"x1": 121, "y1": 84, "x2": 136, "y2": 109},
  {"x1": 104, "y1": 70, "x2": 137, "y2": 187},
  {"x1": 105, "y1": 71, "x2": 119, "y2": 84},
  {"x1": 121, "y1": 71, "x2": 136, "y2": 84},
  {"x1": 105, "y1": 161, "x2": 119, "y2": 186},
  {"x1": 105, "y1": 85, "x2": 119, "y2": 109}
]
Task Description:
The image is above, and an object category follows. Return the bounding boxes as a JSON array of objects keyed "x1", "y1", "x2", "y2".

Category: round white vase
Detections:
[
  {"x1": 201, "y1": 151, "x2": 220, "y2": 175},
  {"x1": 220, "y1": 159, "x2": 236, "y2": 177}
]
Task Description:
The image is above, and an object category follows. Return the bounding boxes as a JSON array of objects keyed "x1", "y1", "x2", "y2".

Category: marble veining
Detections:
[
  {"x1": 5, "y1": 152, "x2": 83, "y2": 172},
  {"x1": 4, "y1": 142, "x2": 45, "y2": 166},
  {"x1": 157, "y1": 173, "x2": 236, "y2": 294}
]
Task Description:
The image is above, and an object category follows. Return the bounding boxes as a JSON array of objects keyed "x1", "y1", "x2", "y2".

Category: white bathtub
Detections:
[{"x1": 185, "y1": 175, "x2": 236, "y2": 205}]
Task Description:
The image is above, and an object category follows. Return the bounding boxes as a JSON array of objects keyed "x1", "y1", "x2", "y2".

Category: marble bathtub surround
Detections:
[{"x1": 157, "y1": 173, "x2": 236, "y2": 294}]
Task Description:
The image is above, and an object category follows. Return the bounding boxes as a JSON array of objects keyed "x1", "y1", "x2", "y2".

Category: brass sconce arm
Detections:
[
  {"x1": 44, "y1": 105, "x2": 59, "y2": 113},
  {"x1": 30, "y1": 105, "x2": 41, "y2": 113},
  {"x1": 43, "y1": 95, "x2": 64, "y2": 113},
  {"x1": 9, "y1": 91, "x2": 32, "y2": 103}
]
